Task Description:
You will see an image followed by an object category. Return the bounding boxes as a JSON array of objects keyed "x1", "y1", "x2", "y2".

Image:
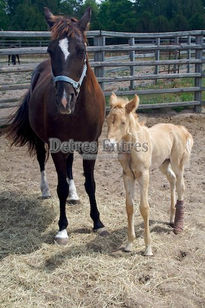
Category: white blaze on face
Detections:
[{"x1": 59, "y1": 38, "x2": 70, "y2": 61}]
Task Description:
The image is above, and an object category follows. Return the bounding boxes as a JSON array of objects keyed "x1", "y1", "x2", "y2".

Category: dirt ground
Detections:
[{"x1": 0, "y1": 111, "x2": 205, "y2": 307}]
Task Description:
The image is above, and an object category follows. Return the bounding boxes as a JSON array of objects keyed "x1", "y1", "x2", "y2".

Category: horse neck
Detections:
[{"x1": 81, "y1": 61, "x2": 100, "y2": 96}]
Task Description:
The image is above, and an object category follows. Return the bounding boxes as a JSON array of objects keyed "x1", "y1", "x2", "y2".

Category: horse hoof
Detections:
[
  {"x1": 169, "y1": 222, "x2": 174, "y2": 228},
  {"x1": 54, "y1": 237, "x2": 68, "y2": 246},
  {"x1": 67, "y1": 199, "x2": 81, "y2": 205},
  {"x1": 94, "y1": 227, "x2": 109, "y2": 237}
]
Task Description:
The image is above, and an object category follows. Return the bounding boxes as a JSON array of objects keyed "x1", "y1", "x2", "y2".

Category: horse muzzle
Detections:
[{"x1": 57, "y1": 93, "x2": 76, "y2": 115}]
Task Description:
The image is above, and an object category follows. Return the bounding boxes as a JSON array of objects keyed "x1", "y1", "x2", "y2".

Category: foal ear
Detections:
[
  {"x1": 109, "y1": 92, "x2": 118, "y2": 107},
  {"x1": 44, "y1": 7, "x2": 56, "y2": 28},
  {"x1": 126, "y1": 95, "x2": 140, "y2": 113},
  {"x1": 79, "y1": 7, "x2": 92, "y2": 32}
]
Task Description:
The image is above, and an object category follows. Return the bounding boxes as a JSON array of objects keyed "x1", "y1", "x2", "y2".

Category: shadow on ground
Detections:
[{"x1": 0, "y1": 190, "x2": 55, "y2": 260}]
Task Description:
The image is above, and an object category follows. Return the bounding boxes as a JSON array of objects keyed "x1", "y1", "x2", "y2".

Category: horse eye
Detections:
[
  {"x1": 122, "y1": 121, "x2": 126, "y2": 125},
  {"x1": 77, "y1": 46, "x2": 85, "y2": 56}
]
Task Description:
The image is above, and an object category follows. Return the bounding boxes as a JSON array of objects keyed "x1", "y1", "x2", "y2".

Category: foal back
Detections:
[{"x1": 149, "y1": 123, "x2": 193, "y2": 170}]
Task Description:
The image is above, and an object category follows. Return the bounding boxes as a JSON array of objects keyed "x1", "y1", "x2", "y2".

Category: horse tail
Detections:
[{"x1": 6, "y1": 91, "x2": 40, "y2": 157}]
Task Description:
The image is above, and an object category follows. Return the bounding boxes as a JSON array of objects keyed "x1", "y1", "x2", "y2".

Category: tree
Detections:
[
  {"x1": 60, "y1": 0, "x2": 83, "y2": 17},
  {"x1": 152, "y1": 15, "x2": 170, "y2": 32},
  {"x1": 10, "y1": 2, "x2": 46, "y2": 30},
  {"x1": 189, "y1": 13, "x2": 205, "y2": 30},
  {"x1": 0, "y1": 0, "x2": 9, "y2": 30},
  {"x1": 98, "y1": 0, "x2": 135, "y2": 31}
]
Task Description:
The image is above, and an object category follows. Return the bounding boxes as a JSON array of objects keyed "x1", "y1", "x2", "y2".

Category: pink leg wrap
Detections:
[{"x1": 173, "y1": 200, "x2": 184, "y2": 235}]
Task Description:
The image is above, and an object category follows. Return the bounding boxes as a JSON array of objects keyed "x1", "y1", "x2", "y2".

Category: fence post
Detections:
[
  {"x1": 155, "y1": 37, "x2": 160, "y2": 84},
  {"x1": 194, "y1": 34, "x2": 203, "y2": 113},
  {"x1": 187, "y1": 35, "x2": 191, "y2": 73},
  {"x1": 94, "y1": 33, "x2": 105, "y2": 91},
  {"x1": 173, "y1": 36, "x2": 179, "y2": 73},
  {"x1": 129, "y1": 37, "x2": 135, "y2": 90}
]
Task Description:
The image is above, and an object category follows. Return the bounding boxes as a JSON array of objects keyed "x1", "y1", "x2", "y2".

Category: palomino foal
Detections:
[{"x1": 106, "y1": 94, "x2": 193, "y2": 256}]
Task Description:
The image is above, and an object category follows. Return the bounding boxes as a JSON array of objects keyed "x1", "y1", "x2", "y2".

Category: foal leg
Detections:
[
  {"x1": 137, "y1": 170, "x2": 153, "y2": 256},
  {"x1": 66, "y1": 153, "x2": 80, "y2": 204},
  {"x1": 52, "y1": 153, "x2": 69, "y2": 245},
  {"x1": 36, "y1": 140, "x2": 51, "y2": 198},
  {"x1": 172, "y1": 164, "x2": 185, "y2": 234},
  {"x1": 83, "y1": 158, "x2": 107, "y2": 235},
  {"x1": 123, "y1": 173, "x2": 136, "y2": 252},
  {"x1": 160, "y1": 160, "x2": 176, "y2": 226}
]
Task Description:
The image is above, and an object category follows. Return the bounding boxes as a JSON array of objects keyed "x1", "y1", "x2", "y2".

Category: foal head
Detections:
[
  {"x1": 44, "y1": 7, "x2": 91, "y2": 115},
  {"x1": 106, "y1": 93, "x2": 139, "y2": 146}
]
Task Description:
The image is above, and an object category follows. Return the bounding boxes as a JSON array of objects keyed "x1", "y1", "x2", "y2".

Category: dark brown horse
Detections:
[{"x1": 7, "y1": 7, "x2": 107, "y2": 244}]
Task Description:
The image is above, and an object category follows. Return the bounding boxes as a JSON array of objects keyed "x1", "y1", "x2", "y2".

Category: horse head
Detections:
[{"x1": 44, "y1": 7, "x2": 91, "y2": 115}]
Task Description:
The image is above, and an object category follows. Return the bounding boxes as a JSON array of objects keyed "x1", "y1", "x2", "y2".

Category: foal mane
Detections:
[{"x1": 51, "y1": 15, "x2": 85, "y2": 40}]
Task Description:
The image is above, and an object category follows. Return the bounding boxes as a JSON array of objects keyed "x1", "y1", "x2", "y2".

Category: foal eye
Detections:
[{"x1": 122, "y1": 121, "x2": 126, "y2": 125}]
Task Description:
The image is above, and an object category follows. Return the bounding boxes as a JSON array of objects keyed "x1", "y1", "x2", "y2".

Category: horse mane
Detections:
[{"x1": 50, "y1": 16, "x2": 85, "y2": 40}]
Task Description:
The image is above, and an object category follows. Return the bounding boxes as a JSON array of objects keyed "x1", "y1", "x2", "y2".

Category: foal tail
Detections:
[
  {"x1": 6, "y1": 91, "x2": 39, "y2": 156},
  {"x1": 181, "y1": 126, "x2": 193, "y2": 167}
]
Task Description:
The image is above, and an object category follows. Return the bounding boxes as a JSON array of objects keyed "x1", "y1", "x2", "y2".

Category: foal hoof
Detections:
[
  {"x1": 124, "y1": 243, "x2": 133, "y2": 252},
  {"x1": 54, "y1": 237, "x2": 68, "y2": 246},
  {"x1": 169, "y1": 222, "x2": 174, "y2": 228},
  {"x1": 94, "y1": 227, "x2": 109, "y2": 237},
  {"x1": 144, "y1": 246, "x2": 153, "y2": 256},
  {"x1": 173, "y1": 227, "x2": 183, "y2": 235}
]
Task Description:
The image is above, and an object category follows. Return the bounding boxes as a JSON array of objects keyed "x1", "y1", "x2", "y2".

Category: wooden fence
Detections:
[{"x1": 0, "y1": 29, "x2": 205, "y2": 125}]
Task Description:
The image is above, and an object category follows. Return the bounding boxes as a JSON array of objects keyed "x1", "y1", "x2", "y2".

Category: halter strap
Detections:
[{"x1": 53, "y1": 63, "x2": 87, "y2": 94}]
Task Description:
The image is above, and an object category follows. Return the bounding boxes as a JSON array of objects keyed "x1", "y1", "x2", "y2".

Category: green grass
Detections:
[{"x1": 106, "y1": 77, "x2": 205, "y2": 108}]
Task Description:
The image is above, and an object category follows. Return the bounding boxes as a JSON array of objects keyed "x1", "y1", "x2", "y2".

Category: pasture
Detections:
[{"x1": 0, "y1": 111, "x2": 205, "y2": 307}]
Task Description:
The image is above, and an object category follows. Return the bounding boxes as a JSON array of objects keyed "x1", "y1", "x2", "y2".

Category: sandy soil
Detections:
[{"x1": 0, "y1": 112, "x2": 205, "y2": 307}]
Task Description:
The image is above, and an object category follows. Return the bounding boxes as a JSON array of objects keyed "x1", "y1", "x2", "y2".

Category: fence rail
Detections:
[{"x1": 0, "y1": 29, "x2": 204, "y2": 126}]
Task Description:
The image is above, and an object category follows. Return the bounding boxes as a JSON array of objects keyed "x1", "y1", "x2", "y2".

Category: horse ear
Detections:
[
  {"x1": 125, "y1": 95, "x2": 139, "y2": 113},
  {"x1": 44, "y1": 7, "x2": 56, "y2": 28},
  {"x1": 79, "y1": 7, "x2": 92, "y2": 32},
  {"x1": 110, "y1": 92, "x2": 118, "y2": 107}
]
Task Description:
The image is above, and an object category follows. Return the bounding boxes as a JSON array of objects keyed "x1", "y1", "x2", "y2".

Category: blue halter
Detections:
[{"x1": 53, "y1": 62, "x2": 87, "y2": 94}]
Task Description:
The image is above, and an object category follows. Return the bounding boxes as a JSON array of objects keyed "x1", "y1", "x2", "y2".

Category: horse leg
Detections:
[
  {"x1": 159, "y1": 160, "x2": 176, "y2": 226},
  {"x1": 123, "y1": 173, "x2": 136, "y2": 252},
  {"x1": 52, "y1": 153, "x2": 69, "y2": 245},
  {"x1": 66, "y1": 153, "x2": 80, "y2": 204},
  {"x1": 8, "y1": 55, "x2": 10, "y2": 65},
  {"x1": 12, "y1": 55, "x2": 16, "y2": 65},
  {"x1": 83, "y1": 158, "x2": 107, "y2": 235},
  {"x1": 36, "y1": 140, "x2": 51, "y2": 198},
  {"x1": 137, "y1": 170, "x2": 153, "y2": 256},
  {"x1": 17, "y1": 54, "x2": 20, "y2": 64}
]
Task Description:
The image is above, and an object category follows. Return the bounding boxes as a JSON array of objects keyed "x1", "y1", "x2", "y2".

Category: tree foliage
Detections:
[{"x1": 0, "y1": 0, "x2": 205, "y2": 32}]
